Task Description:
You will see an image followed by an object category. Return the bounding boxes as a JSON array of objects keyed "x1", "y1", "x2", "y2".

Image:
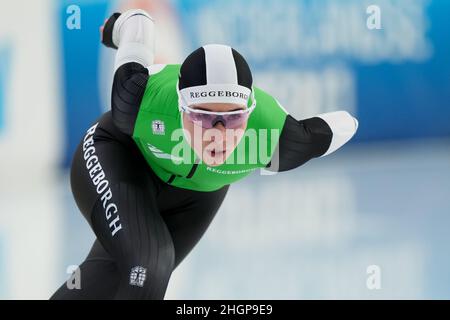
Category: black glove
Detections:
[{"x1": 102, "y1": 12, "x2": 121, "y2": 49}]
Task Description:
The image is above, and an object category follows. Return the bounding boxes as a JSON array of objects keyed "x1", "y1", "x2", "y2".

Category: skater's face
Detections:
[{"x1": 182, "y1": 103, "x2": 248, "y2": 166}]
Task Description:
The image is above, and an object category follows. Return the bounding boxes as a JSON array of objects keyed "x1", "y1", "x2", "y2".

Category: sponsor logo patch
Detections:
[
  {"x1": 130, "y1": 266, "x2": 147, "y2": 287},
  {"x1": 152, "y1": 120, "x2": 165, "y2": 135}
]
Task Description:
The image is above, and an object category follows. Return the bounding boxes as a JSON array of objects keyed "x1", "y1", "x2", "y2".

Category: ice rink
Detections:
[{"x1": 1, "y1": 139, "x2": 449, "y2": 299}]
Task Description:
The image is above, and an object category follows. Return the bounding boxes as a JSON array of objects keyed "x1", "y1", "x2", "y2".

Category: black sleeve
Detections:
[
  {"x1": 102, "y1": 12, "x2": 121, "y2": 49},
  {"x1": 111, "y1": 62, "x2": 149, "y2": 136},
  {"x1": 266, "y1": 114, "x2": 333, "y2": 172}
]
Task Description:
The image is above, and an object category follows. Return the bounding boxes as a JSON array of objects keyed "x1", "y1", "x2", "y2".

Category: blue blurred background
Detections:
[{"x1": 0, "y1": 0, "x2": 449, "y2": 299}]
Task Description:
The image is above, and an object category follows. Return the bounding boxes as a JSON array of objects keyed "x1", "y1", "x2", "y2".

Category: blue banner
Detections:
[
  {"x1": 174, "y1": 0, "x2": 450, "y2": 142},
  {"x1": 59, "y1": 0, "x2": 109, "y2": 167},
  {"x1": 59, "y1": 0, "x2": 450, "y2": 167}
]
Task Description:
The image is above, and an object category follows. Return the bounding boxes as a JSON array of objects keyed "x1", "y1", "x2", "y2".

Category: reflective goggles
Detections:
[{"x1": 180, "y1": 95, "x2": 256, "y2": 129}]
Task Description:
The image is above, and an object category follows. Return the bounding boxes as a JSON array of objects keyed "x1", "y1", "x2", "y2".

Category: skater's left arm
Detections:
[{"x1": 266, "y1": 111, "x2": 359, "y2": 172}]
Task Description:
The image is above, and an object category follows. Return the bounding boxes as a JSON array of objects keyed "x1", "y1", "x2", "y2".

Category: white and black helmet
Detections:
[{"x1": 178, "y1": 44, "x2": 254, "y2": 109}]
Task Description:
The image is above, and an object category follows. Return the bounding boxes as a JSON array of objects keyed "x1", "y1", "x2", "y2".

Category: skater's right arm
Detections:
[{"x1": 101, "y1": 9, "x2": 155, "y2": 135}]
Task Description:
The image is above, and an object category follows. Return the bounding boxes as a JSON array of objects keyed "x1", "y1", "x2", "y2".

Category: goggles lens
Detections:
[
  {"x1": 184, "y1": 110, "x2": 251, "y2": 129},
  {"x1": 181, "y1": 92, "x2": 256, "y2": 129}
]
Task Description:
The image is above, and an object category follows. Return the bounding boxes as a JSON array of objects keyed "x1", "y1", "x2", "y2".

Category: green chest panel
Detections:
[{"x1": 132, "y1": 64, "x2": 288, "y2": 192}]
